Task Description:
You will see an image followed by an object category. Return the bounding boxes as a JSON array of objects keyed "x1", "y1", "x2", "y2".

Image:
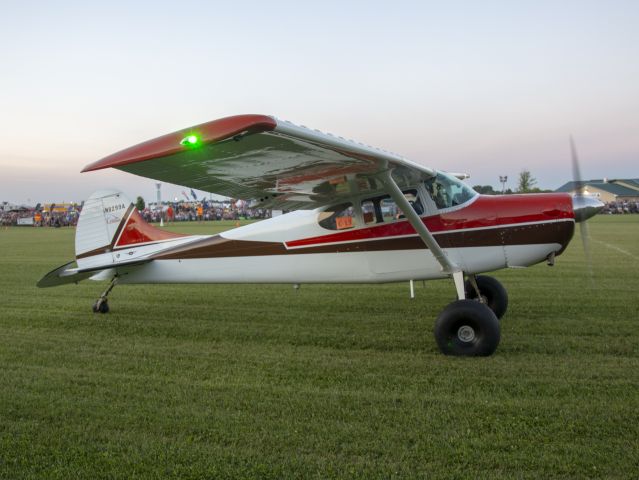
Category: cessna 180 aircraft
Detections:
[{"x1": 38, "y1": 114, "x2": 603, "y2": 356}]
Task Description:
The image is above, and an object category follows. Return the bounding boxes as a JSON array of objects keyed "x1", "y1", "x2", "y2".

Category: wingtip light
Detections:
[{"x1": 180, "y1": 134, "x2": 202, "y2": 147}]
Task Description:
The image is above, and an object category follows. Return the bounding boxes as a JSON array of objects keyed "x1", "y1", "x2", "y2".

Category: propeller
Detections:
[{"x1": 570, "y1": 137, "x2": 603, "y2": 284}]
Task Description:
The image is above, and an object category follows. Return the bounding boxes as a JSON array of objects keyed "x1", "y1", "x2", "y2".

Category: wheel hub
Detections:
[{"x1": 457, "y1": 325, "x2": 476, "y2": 343}]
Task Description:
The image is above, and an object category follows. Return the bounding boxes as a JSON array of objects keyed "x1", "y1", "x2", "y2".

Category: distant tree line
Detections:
[{"x1": 473, "y1": 170, "x2": 553, "y2": 195}]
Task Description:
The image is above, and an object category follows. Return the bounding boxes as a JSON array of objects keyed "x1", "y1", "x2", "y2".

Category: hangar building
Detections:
[{"x1": 556, "y1": 178, "x2": 639, "y2": 203}]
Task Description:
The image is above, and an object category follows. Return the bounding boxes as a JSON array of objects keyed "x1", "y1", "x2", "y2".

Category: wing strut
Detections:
[{"x1": 380, "y1": 170, "x2": 466, "y2": 299}]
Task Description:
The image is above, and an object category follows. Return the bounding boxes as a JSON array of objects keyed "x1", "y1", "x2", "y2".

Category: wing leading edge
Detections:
[{"x1": 83, "y1": 114, "x2": 436, "y2": 210}]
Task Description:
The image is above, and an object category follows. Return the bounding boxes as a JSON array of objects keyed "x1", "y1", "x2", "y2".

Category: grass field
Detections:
[{"x1": 1, "y1": 216, "x2": 638, "y2": 479}]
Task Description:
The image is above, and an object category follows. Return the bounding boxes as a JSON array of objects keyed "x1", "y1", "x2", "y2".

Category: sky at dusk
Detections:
[{"x1": 1, "y1": 0, "x2": 638, "y2": 204}]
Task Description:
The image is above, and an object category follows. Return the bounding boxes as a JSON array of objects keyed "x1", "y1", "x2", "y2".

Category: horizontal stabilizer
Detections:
[
  {"x1": 37, "y1": 259, "x2": 153, "y2": 288},
  {"x1": 37, "y1": 261, "x2": 96, "y2": 288}
]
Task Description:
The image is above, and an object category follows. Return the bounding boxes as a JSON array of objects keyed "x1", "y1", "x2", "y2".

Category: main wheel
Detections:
[
  {"x1": 434, "y1": 300, "x2": 500, "y2": 356},
  {"x1": 465, "y1": 275, "x2": 508, "y2": 319}
]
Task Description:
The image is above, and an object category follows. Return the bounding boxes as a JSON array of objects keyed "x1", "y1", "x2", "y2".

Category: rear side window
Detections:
[
  {"x1": 361, "y1": 200, "x2": 376, "y2": 225},
  {"x1": 318, "y1": 203, "x2": 357, "y2": 230},
  {"x1": 380, "y1": 198, "x2": 398, "y2": 222}
]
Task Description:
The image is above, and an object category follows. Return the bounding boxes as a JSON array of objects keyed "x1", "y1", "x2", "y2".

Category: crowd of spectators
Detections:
[
  {"x1": 0, "y1": 210, "x2": 31, "y2": 226},
  {"x1": 141, "y1": 200, "x2": 271, "y2": 223},
  {"x1": 1, "y1": 200, "x2": 271, "y2": 227},
  {"x1": 601, "y1": 201, "x2": 639, "y2": 214},
  {"x1": 0, "y1": 205, "x2": 80, "y2": 227}
]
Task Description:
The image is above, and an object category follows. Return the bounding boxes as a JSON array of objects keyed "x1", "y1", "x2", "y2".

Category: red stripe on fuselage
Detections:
[{"x1": 286, "y1": 193, "x2": 574, "y2": 248}]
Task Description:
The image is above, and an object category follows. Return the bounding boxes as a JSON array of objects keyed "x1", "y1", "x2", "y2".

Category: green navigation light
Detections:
[{"x1": 180, "y1": 134, "x2": 202, "y2": 147}]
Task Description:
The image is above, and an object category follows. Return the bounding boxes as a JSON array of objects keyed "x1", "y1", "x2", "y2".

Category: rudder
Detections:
[
  {"x1": 75, "y1": 190, "x2": 132, "y2": 267},
  {"x1": 75, "y1": 189, "x2": 186, "y2": 269}
]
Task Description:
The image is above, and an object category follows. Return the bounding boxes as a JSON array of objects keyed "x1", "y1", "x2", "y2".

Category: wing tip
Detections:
[{"x1": 82, "y1": 114, "x2": 277, "y2": 173}]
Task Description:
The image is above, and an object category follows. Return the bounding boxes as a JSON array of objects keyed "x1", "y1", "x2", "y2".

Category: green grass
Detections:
[{"x1": 1, "y1": 216, "x2": 638, "y2": 479}]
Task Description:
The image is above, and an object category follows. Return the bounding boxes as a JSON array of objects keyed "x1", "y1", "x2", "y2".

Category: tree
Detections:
[
  {"x1": 135, "y1": 196, "x2": 145, "y2": 211},
  {"x1": 517, "y1": 170, "x2": 537, "y2": 193}
]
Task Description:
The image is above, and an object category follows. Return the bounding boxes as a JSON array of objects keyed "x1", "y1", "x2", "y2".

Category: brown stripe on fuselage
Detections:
[
  {"x1": 152, "y1": 220, "x2": 575, "y2": 260},
  {"x1": 76, "y1": 246, "x2": 113, "y2": 260}
]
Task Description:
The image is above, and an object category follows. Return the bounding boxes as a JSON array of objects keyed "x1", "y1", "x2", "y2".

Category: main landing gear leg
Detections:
[
  {"x1": 465, "y1": 274, "x2": 508, "y2": 319},
  {"x1": 92, "y1": 276, "x2": 117, "y2": 314},
  {"x1": 380, "y1": 170, "x2": 500, "y2": 355}
]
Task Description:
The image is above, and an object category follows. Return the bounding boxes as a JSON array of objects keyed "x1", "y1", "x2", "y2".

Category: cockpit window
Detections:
[
  {"x1": 360, "y1": 190, "x2": 423, "y2": 224},
  {"x1": 399, "y1": 191, "x2": 423, "y2": 217},
  {"x1": 423, "y1": 172, "x2": 476, "y2": 209},
  {"x1": 318, "y1": 202, "x2": 357, "y2": 230}
]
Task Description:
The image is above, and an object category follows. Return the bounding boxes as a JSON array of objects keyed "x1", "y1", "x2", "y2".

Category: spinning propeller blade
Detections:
[
  {"x1": 570, "y1": 136, "x2": 583, "y2": 194},
  {"x1": 570, "y1": 137, "x2": 603, "y2": 283}
]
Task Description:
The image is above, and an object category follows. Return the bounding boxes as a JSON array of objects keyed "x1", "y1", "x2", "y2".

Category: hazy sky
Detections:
[{"x1": 1, "y1": 0, "x2": 638, "y2": 204}]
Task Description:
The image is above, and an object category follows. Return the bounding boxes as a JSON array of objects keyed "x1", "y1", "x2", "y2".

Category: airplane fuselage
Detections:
[{"x1": 109, "y1": 193, "x2": 574, "y2": 285}]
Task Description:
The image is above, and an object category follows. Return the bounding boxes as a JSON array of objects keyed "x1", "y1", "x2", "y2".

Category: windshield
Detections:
[{"x1": 423, "y1": 172, "x2": 477, "y2": 209}]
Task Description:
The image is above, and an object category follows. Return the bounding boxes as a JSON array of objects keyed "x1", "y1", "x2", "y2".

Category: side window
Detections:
[
  {"x1": 361, "y1": 190, "x2": 424, "y2": 224},
  {"x1": 424, "y1": 173, "x2": 476, "y2": 210},
  {"x1": 403, "y1": 190, "x2": 424, "y2": 216},
  {"x1": 380, "y1": 197, "x2": 398, "y2": 222},
  {"x1": 424, "y1": 178, "x2": 448, "y2": 209},
  {"x1": 361, "y1": 200, "x2": 376, "y2": 225},
  {"x1": 318, "y1": 203, "x2": 357, "y2": 230}
]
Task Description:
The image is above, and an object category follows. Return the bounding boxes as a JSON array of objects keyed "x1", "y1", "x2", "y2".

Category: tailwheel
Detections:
[
  {"x1": 465, "y1": 275, "x2": 508, "y2": 319},
  {"x1": 92, "y1": 299, "x2": 109, "y2": 314},
  {"x1": 434, "y1": 300, "x2": 500, "y2": 356},
  {"x1": 91, "y1": 276, "x2": 117, "y2": 314}
]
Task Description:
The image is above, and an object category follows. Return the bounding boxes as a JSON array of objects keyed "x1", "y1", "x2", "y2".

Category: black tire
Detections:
[
  {"x1": 92, "y1": 300, "x2": 109, "y2": 314},
  {"x1": 434, "y1": 300, "x2": 500, "y2": 356},
  {"x1": 465, "y1": 275, "x2": 508, "y2": 319}
]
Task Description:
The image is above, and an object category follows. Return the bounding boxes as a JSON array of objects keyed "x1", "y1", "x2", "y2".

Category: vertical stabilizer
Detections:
[
  {"x1": 75, "y1": 190, "x2": 132, "y2": 268},
  {"x1": 75, "y1": 190, "x2": 186, "y2": 269}
]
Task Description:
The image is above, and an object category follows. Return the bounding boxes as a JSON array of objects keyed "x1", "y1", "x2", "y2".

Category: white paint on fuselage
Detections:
[
  {"x1": 106, "y1": 209, "x2": 565, "y2": 285},
  {"x1": 115, "y1": 242, "x2": 560, "y2": 285},
  {"x1": 221, "y1": 209, "x2": 322, "y2": 243},
  {"x1": 504, "y1": 244, "x2": 561, "y2": 268}
]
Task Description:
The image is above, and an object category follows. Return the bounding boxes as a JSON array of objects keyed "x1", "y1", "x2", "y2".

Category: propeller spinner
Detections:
[{"x1": 572, "y1": 194, "x2": 604, "y2": 222}]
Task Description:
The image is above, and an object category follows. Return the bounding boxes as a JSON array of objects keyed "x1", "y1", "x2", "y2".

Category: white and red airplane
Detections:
[{"x1": 38, "y1": 114, "x2": 603, "y2": 356}]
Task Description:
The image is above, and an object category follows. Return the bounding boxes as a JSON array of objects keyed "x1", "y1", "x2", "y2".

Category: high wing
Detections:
[{"x1": 83, "y1": 114, "x2": 435, "y2": 210}]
